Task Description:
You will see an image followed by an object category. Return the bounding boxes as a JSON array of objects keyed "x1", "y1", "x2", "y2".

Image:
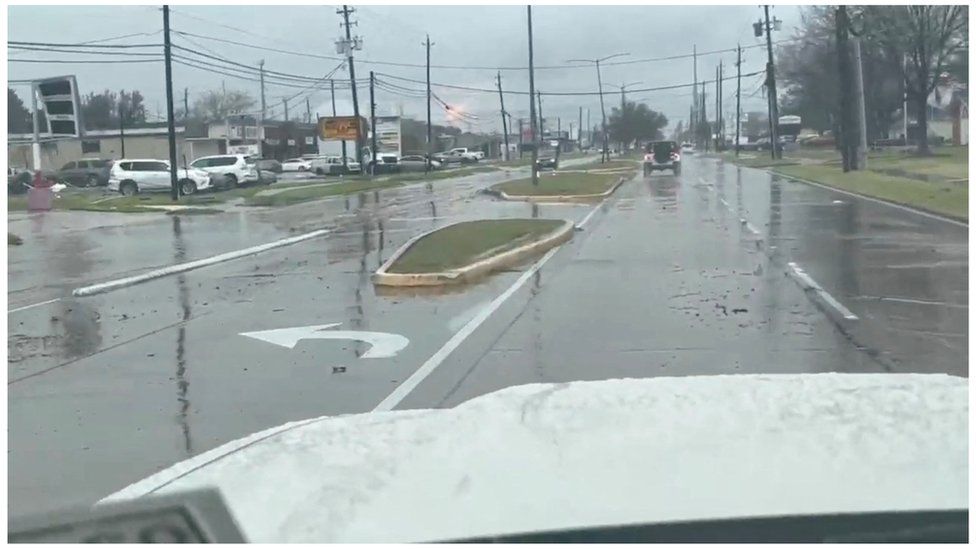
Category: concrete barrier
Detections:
[
  {"x1": 372, "y1": 219, "x2": 574, "y2": 287},
  {"x1": 495, "y1": 175, "x2": 627, "y2": 204}
]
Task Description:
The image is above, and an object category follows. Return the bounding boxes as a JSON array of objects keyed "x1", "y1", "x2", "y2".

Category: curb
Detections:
[
  {"x1": 372, "y1": 219, "x2": 574, "y2": 287},
  {"x1": 494, "y1": 175, "x2": 627, "y2": 203},
  {"x1": 767, "y1": 169, "x2": 968, "y2": 227}
]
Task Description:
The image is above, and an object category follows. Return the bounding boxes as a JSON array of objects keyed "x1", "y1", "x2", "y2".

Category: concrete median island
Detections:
[
  {"x1": 373, "y1": 218, "x2": 573, "y2": 286},
  {"x1": 490, "y1": 172, "x2": 626, "y2": 202}
]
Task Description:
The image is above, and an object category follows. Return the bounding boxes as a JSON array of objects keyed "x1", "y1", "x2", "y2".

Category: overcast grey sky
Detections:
[{"x1": 8, "y1": 4, "x2": 803, "y2": 133}]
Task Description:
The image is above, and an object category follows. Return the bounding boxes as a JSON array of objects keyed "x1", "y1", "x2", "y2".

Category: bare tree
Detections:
[
  {"x1": 866, "y1": 5, "x2": 968, "y2": 154},
  {"x1": 192, "y1": 89, "x2": 257, "y2": 122}
]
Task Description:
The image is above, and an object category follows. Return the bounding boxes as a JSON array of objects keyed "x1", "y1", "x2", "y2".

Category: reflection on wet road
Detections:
[{"x1": 7, "y1": 154, "x2": 967, "y2": 518}]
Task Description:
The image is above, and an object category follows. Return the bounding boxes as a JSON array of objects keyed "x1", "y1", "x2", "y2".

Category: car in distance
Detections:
[
  {"x1": 310, "y1": 156, "x2": 361, "y2": 176},
  {"x1": 55, "y1": 158, "x2": 112, "y2": 187},
  {"x1": 252, "y1": 159, "x2": 282, "y2": 173},
  {"x1": 281, "y1": 158, "x2": 312, "y2": 172},
  {"x1": 447, "y1": 147, "x2": 481, "y2": 162},
  {"x1": 643, "y1": 141, "x2": 681, "y2": 176},
  {"x1": 535, "y1": 156, "x2": 558, "y2": 171},
  {"x1": 108, "y1": 159, "x2": 213, "y2": 196},
  {"x1": 680, "y1": 142, "x2": 695, "y2": 155},
  {"x1": 189, "y1": 154, "x2": 258, "y2": 189},
  {"x1": 398, "y1": 155, "x2": 441, "y2": 172}
]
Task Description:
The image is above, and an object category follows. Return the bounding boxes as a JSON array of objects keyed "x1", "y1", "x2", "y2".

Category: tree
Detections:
[
  {"x1": 607, "y1": 101, "x2": 668, "y2": 149},
  {"x1": 8, "y1": 88, "x2": 31, "y2": 134},
  {"x1": 865, "y1": 5, "x2": 968, "y2": 154},
  {"x1": 778, "y1": 6, "x2": 906, "y2": 142},
  {"x1": 118, "y1": 90, "x2": 147, "y2": 125},
  {"x1": 82, "y1": 90, "x2": 118, "y2": 130},
  {"x1": 192, "y1": 89, "x2": 257, "y2": 121}
]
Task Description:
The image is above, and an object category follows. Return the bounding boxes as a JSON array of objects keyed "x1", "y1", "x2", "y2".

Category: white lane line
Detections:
[
  {"x1": 72, "y1": 229, "x2": 331, "y2": 297},
  {"x1": 719, "y1": 197, "x2": 730, "y2": 209},
  {"x1": 774, "y1": 171, "x2": 968, "y2": 228},
  {"x1": 373, "y1": 200, "x2": 604, "y2": 413},
  {"x1": 8, "y1": 298, "x2": 60, "y2": 314},
  {"x1": 786, "y1": 262, "x2": 859, "y2": 322}
]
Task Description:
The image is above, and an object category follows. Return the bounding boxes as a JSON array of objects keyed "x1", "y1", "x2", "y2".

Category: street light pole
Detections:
[{"x1": 568, "y1": 53, "x2": 629, "y2": 163}]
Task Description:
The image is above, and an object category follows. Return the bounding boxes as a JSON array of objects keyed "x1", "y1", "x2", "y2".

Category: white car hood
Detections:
[{"x1": 103, "y1": 374, "x2": 967, "y2": 543}]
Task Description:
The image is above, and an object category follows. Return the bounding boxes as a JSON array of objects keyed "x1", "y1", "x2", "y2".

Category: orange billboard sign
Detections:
[{"x1": 318, "y1": 116, "x2": 366, "y2": 141}]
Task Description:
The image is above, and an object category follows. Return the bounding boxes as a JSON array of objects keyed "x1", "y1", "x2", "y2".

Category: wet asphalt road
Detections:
[{"x1": 7, "y1": 154, "x2": 967, "y2": 518}]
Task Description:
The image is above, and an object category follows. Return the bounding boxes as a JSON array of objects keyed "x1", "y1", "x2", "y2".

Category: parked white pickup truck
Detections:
[{"x1": 448, "y1": 148, "x2": 483, "y2": 161}]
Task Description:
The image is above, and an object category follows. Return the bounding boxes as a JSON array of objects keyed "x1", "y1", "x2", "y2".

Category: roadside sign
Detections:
[
  {"x1": 228, "y1": 145, "x2": 258, "y2": 156},
  {"x1": 318, "y1": 116, "x2": 367, "y2": 141},
  {"x1": 32, "y1": 75, "x2": 83, "y2": 137}
]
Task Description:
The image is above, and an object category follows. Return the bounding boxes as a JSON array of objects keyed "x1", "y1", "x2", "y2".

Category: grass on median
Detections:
[
  {"x1": 387, "y1": 218, "x2": 564, "y2": 274},
  {"x1": 246, "y1": 166, "x2": 501, "y2": 207},
  {"x1": 7, "y1": 186, "x2": 268, "y2": 213},
  {"x1": 774, "y1": 164, "x2": 968, "y2": 221},
  {"x1": 492, "y1": 171, "x2": 621, "y2": 197},
  {"x1": 8, "y1": 233, "x2": 23, "y2": 245}
]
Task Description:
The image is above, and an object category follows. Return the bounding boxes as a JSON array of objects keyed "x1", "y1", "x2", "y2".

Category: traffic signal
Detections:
[
  {"x1": 33, "y1": 75, "x2": 82, "y2": 137},
  {"x1": 753, "y1": 21, "x2": 764, "y2": 37}
]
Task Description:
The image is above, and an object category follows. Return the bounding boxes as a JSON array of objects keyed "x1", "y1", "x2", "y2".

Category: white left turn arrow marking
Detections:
[{"x1": 240, "y1": 323, "x2": 409, "y2": 358}]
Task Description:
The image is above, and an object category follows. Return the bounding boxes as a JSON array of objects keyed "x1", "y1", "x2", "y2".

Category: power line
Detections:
[
  {"x1": 376, "y1": 70, "x2": 764, "y2": 97},
  {"x1": 160, "y1": 28, "x2": 797, "y2": 72},
  {"x1": 8, "y1": 45, "x2": 160, "y2": 56},
  {"x1": 79, "y1": 30, "x2": 162, "y2": 44},
  {"x1": 8, "y1": 58, "x2": 163, "y2": 64},
  {"x1": 7, "y1": 40, "x2": 159, "y2": 48}
]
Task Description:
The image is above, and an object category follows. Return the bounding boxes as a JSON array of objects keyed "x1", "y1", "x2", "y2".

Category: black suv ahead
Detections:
[{"x1": 642, "y1": 141, "x2": 681, "y2": 176}]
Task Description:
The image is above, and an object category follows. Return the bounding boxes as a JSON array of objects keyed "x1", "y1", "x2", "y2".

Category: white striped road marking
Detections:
[
  {"x1": 787, "y1": 262, "x2": 859, "y2": 322},
  {"x1": 8, "y1": 298, "x2": 60, "y2": 314},
  {"x1": 72, "y1": 229, "x2": 331, "y2": 297}
]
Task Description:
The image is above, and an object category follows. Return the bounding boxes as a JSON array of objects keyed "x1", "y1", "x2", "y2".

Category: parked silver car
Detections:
[{"x1": 55, "y1": 158, "x2": 112, "y2": 187}]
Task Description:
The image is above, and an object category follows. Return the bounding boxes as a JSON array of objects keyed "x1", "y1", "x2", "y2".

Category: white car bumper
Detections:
[{"x1": 107, "y1": 178, "x2": 120, "y2": 192}]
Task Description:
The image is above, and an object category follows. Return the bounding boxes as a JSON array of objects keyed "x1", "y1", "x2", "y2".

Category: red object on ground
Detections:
[{"x1": 27, "y1": 170, "x2": 54, "y2": 211}]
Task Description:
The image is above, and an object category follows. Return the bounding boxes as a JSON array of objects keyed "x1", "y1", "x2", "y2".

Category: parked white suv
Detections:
[
  {"x1": 189, "y1": 154, "x2": 258, "y2": 189},
  {"x1": 108, "y1": 159, "x2": 212, "y2": 196}
]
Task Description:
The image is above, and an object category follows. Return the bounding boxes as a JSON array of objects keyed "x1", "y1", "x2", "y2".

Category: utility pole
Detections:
[
  {"x1": 693, "y1": 44, "x2": 698, "y2": 148},
  {"x1": 852, "y1": 37, "x2": 868, "y2": 168},
  {"x1": 282, "y1": 98, "x2": 289, "y2": 121},
  {"x1": 306, "y1": 97, "x2": 311, "y2": 124},
  {"x1": 119, "y1": 101, "x2": 126, "y2": 158},
  {"x1": 836, "y1": 5, "x2": 857, "y2": 171},
  {"x1": 259, "y1": 60, "x2": 266, "y2": 158},
  {"x1": 578, "y1": 106, "x2": 583, "y2": 151},
  {"x1": 527, "y1": 6, "x2": 538, "y2": 185},
  {"x1": 338, "y1": 5, "x2": 363, "y2": 171},
  {"x1": 424, "y1": 34, "x2": 433, "y2": 173},
  {"x1": 537, "y1": 90, "x2": 544, "y2": 139},
  {"x1": 701, "y1": 82, "x2": 708, "y2": 152},
  {"x1": 902, "y1": 53, "x2": 908, "y2": 145},
  {"x1": 719, "y1": 61, "x2": 723, "y2": 149},
  {"x1": 762, "y1": 5, "x2": 781, "y2": 160},
  {"x1": 736, "y1": 44, "x2": 742, "y2": 156},
  {"x1": 162, "y1": 5, "x2": 179, "y2": 201},
  {"x1": 369, "y1": 70, "x2": 377, "y2": 175},
  {"x1": 182, "y1": 87, "x2": 189, "y2": 122},
  {"x1": 496, "y1": 72, "x2": 510, "y2": 161},
  {"x1": 715, "y1": 65, "x2": 720, "y2": 150},
  {"x1": 518, "y1": 118, "x2": 524, "y2": 159}
]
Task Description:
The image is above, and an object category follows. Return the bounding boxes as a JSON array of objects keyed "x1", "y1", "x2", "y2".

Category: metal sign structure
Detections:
[
  {"x1": 373, "y1": 116, "x2": 402, "y2": 156},
  {"x1": 318, "y1": 116, "x2": 367, "y2": 141},
  {"x1": 32, "y1": 75, "x2": 83, "y2": 137}
]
